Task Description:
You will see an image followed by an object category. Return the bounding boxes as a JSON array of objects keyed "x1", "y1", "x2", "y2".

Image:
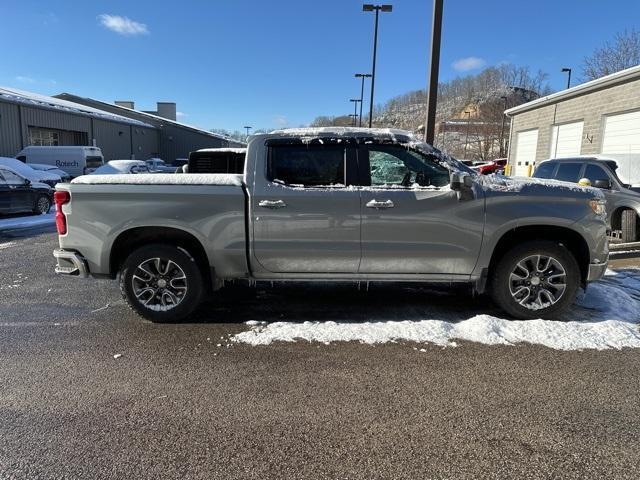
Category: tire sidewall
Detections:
[
  {"x1": 491, "y1": 241, "x2": 580, "y2": 320},
  {"x1": 120, "y1": 244, "x2": 203, "y2": 322}
]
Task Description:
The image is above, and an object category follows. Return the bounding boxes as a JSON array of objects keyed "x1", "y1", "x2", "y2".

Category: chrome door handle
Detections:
[
  {"x1": 258, "y1": 199, "x2": 287, "y2": 209},
  {"x1": 366, "y1": 199, "x2": 394, "y2": 209}
]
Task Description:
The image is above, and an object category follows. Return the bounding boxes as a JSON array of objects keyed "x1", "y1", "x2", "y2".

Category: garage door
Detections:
[
  {"x1": 550, "y1": 121, "x2": 583, "y2": 158},
  {"x1": 513, "y1": 129, "x2": 538, "y2": 176},
  {"x1": 602, "y1": 110, "x2": 640, "y2": 154}
]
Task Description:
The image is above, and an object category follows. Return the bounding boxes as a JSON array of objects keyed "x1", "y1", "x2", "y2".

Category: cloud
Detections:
[
  {"x1": 452, "y1": 56, "x2": 487, "y2": 72},
  {"x1": 98, "y1": 14, "x2": 149, "y2": 36},
  {"x1": 15, "y1": 76, "x2": 36, "y2": 84},
  {"x1": 273, "y1": 115, "x2": 288, "y2": 127}
]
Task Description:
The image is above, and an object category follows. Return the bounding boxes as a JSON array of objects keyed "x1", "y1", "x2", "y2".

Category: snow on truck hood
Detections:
[
  {"x1": 71, "y1": 173, "x2": 243, "y2": 186},
  {"x1": 480, "y1": 175, "x2": 605, "y2": 198}
]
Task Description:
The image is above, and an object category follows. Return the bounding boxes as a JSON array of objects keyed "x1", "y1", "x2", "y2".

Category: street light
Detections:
[
  {"x1": 350, "y1": 99, "x2": 361, "y2": 127},
  {"x1": 355, "y1": 73, "x2": 372, "y2": 127},
  {"x1": 243, "y1": 126, "x2": 252, "y2": 136},
  {"x1": 463, "y1": 111, "x2": 471, "y2": 159},
  {"x1": 363, "y1": 4, "x2": 393, "y2": 128},
  {"x1": 348, "y1": 114, "x2": 359, "y2": 126},
  {"x1": 561, "y1": 67, "x2": 572, "y2": 89},
  {"x1": 499, "y1": 95, "x2": 508, "y2": 157}
]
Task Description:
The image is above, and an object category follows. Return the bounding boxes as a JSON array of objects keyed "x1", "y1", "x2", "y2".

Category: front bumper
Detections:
[
  {"x1": 587, "y1": 260, "x2": 608, "y2": 282},
  {"x1": 53, "y1": 249, "x2": 89, "y2": 277}
]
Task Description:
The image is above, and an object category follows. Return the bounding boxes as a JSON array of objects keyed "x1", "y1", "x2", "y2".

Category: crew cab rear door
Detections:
[
  {"x1": 358, "y1": 144, "x2": 484, "y2": 275},
  {"x1": 251, "y1": 140, "x2": 361, "y2": 273}
]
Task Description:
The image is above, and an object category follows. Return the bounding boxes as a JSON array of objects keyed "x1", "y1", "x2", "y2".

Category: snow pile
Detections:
[
  {"x1": 481, "y1": 175, "x2": 605, "y2": 196},
  {"x1": 232, "y1": 269, "x2": 640, "y2": 351},
  {"x1": 71, "y1": 173, "x2": 243, "y2": 186},
  {"x1": 0, "y1": 213, "x2": 55, "y2": 231}
]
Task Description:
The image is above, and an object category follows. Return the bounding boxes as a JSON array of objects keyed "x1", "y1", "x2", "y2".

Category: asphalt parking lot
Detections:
[{"x1": 1, "y1": 224, "x2": 639, "y2": 479}]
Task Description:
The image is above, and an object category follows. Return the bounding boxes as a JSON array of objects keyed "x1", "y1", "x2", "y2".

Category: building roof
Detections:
[
  {"x1": 0, "y1": 86, "x2": 154, "y2": 128},
  {"x1": 56, "y1": 93, "x2": 245, "y2": 145},
  {"x1": 505, "y1": 65, "x2": 640, "y2": 116}
]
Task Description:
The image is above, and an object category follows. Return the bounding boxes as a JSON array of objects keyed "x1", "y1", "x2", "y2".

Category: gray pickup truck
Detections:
[{"x1": 53, "y1": 128, "x2": 608, "y2": 322}]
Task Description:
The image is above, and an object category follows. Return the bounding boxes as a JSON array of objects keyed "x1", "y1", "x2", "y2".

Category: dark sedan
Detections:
[{"x1": 0, "y1": 166, "x2": 53, "y2": 215}]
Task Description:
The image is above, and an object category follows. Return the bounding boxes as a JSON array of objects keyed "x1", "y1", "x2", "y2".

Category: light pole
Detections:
[
  {"x1": 363, "y1": 4, "x2": 392, "y2": 128},
  {"x1": 499, "y1": 95, "x2": 508, "y2": 157},
  {"x1": 561, "y1": 67, "x2": 572, "y2": 89},
  {"x1": 350, "y1": 99, "x2": 361, "y2": 127},
  {"x1": 423, "y1": 0, "x2": 444, "y2": 144},
  {"x1": 243, "y1": 126, "x2": 252, "y2": 137},
  {"x1": 463, "y1": 111, "x2": 471, "y2": 159},
  {"x1": 355, "y1": 73, "x2": 372, "y2": 127},
  {"x1": 349, "y1": 114, "x2": 359, "y2": 126}
]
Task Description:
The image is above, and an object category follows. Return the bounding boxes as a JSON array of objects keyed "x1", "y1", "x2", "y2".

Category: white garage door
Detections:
[
  {"x1": 602, "y1": 110, "x2": 640, "y2": 154},
  {"x1": 513, "y1": 129, "x2": 538, "y2": 176},
  {"x1": 550, "y1": 121, "x2": 583, "y2": 158}
]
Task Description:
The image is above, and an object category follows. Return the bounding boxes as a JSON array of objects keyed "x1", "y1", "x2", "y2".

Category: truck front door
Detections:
[
  {"x1": 251, "y1": 141, "x2": 361, "y2": 273},
  {"x1": 358, "y1": 144, "x2": 484, "y2": 275}
]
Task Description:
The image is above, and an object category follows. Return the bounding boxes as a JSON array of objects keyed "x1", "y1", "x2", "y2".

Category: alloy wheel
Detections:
[{"x1": 509, "y1": 254, "x2": 567, "y2": 311}]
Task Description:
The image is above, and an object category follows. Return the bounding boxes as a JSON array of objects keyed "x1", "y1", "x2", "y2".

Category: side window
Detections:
[
  {"x1": 366, "y1": 145, "x2": 449, "y2": 188},
  {"x1": 2, "y1": 170, "x2": 26, "y2": 185},
  {"x1": 0, "y1": 171, "x2": 6, "y2": 185},
  {"x1": 268, "y1": 145, "x2": 345, "y2": 187},
  {"x1": 555, "y1": 163, "x2": 582, "y2": 183},
  {"x1": 533, "y1": 162, "x2": 556, "y2": 178},
  {"x1": 584, "y1": 164, "x2": 611, "y2": 184}
]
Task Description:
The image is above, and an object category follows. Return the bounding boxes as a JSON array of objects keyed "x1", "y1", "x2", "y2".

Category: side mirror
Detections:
[{"x1": 593, "y1": 179, "x2": 612, "y2": 189}]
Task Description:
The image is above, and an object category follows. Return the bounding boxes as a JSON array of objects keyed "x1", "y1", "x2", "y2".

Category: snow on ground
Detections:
[
  {"x1": 0, "y1": 213, "x2": 54, "y2": 231},
  {"x1": 232, "y1": 269, "x2": 640, "y2": 350}
]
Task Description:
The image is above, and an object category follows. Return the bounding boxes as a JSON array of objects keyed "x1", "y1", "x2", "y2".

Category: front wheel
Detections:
[
  {"x1": 120, "y1": 244, "x2": 203, "y2": 322},
  {"x1": 490, "y1": 241, "x2": 580, "y2": 319}
]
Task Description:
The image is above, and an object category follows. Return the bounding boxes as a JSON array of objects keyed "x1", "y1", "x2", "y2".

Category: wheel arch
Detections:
[
  {"x1": 610, "y1": 205, "x2": 640, "y2": 230},
  {"x1": 487, "y1": 225, "x2": 590, "y2": 287},
  {"x1": 109, "y1": 226, "x2": 212, "y2": 289}
]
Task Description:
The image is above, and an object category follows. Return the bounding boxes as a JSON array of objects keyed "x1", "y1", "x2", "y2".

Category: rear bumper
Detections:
[
  {"x1": 587, "y1": 260, "x2": 608, "y2": 282},
  {"x1": 53, "y1": 248, "x2": 89, "y2": 277}
]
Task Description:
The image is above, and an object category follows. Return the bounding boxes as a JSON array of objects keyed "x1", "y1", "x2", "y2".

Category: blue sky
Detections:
[{"x1": 1, "y1": 0, "x2": 639, "y2": 132}]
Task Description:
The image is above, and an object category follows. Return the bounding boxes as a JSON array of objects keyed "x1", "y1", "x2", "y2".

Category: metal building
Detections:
[
  {"x1": 0, "y1": 85, "x2": 246, "y2": 163},
  {"x1": 56, "y1": 94, "x2": 246, "y2": 161},
  {"x1": 0, "y1": 86, "x2": 157, "y2": 160}
]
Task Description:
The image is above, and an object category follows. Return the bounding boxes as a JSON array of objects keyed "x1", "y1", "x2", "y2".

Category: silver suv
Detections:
[{"x1": 533, "y1": 156, "x2": 640, "y2": 242}]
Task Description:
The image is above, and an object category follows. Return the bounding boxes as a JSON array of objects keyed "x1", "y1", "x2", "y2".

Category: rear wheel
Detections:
[
  {"x1": 621, "y1": 210, "x2": 638, "y2": 243},
  {"x1": 490, "y1": 241, "x2": 580, "y2": 319},
  {"x1": 120, "y1": 244, "x2": 203, "y2": 322},
  {"x1": 33, "y1": 195, "x2": 51, "y2": 214}
]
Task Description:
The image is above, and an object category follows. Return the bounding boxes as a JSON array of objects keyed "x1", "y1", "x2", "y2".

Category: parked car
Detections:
[
  {"x1": 28, "y1": 164, "x2": 72, "y2": 183},
  {"x1": 16, "y1": 146, "x2": 104, "y2": 177},
  {"x1": 0, "y1": 157, "x2": 61, "y2": 187},
  {"x1": 90, "y1": 160, "x2": 150, "y2": 175},
  {"x1": 475, "y1": 158, "x2": 507, "y2": 175},
  {"x1": 188, "y1": 148, "x2": 246, "y2": 174},
  {"x1": 145, "y1": 158, "x2": 177, "y2": 173},
  {"x1": 533, "y1": 156, "x2": 640, "y2": 242},
  {"x1": 53, "y1": 128, "x2": 608, "y2": 322},
  {"x1": 0, "y1": 166, "x2": 53, "y2": 215}
]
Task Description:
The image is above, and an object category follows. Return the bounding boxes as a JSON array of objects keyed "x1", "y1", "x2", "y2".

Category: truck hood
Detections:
[{"x1": 479, "y1": 175, "x2": 605, "y2": 199}]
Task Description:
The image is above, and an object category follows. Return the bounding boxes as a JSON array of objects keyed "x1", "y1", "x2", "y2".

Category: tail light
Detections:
[{"x1": 54, "y1": 191, "x2": 71, "y2": 235}]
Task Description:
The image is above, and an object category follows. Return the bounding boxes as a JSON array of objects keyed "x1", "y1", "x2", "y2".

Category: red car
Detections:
[{"x1": 476, "y1": 158, "x2": 507, "y2": 175}]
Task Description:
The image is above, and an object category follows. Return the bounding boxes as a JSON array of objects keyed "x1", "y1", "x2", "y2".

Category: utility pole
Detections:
[
  {"x1": 243, "y1": 126, "x2": 252, "y2": 137},
  {"x1": 423, "y1": 0, "x2": 443, "y2": 144},
  {"x1": 463, "y1": 111, "x2": 471, "y2": 159},
  {"x1": 350, "y1": 99, "x2": 361, "y2": 127},
  {"x1": 363, "y1": 4, "x2": 392, "y2": 128},
  {"x1": 499, "y1": 95, "x2": 508, "y2": 157},
  {"x1": 355, "y1": 73, "x2": 372, "y2": 127}
]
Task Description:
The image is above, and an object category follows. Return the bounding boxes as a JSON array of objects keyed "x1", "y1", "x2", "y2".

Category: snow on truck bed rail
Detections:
[{"x1": 71, "y1": 173, "x2": 243, "y2": 186}]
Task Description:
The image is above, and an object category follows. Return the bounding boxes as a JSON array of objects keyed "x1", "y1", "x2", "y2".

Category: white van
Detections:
[{"x1": 16, "y1": 146, "x2": 104, "y2": 178}]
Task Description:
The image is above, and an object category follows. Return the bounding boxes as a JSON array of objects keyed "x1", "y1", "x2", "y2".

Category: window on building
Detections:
[{"x1": 29, "y1": 128, "x2": 60, "y2": 146}]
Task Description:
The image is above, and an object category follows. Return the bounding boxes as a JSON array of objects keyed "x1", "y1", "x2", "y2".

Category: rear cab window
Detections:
[{"x1": 267, "y1": 142, "x2": 356, "y2": 188}]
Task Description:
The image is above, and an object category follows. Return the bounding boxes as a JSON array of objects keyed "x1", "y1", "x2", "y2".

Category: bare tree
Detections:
[{"x1": 582, "y1": 29, "x2": 640, "y2": 80}]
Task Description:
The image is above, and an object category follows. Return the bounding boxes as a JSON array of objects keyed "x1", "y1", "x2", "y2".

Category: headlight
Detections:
[{"x1": 589, "y1": 199, "x2": 606, "y2": 216}]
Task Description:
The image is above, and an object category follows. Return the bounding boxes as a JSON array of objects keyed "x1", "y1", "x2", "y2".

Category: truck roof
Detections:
[{"x1": 267, "y1": 127, "x2": 416, "y2": 142}]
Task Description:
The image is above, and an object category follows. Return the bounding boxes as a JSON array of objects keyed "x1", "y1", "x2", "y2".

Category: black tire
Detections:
[
  {"x1": 119, "y1": 244, "x2": 203, "y2": 322},
  {"x1": 33, "y1": 195, "x2": 51, "y2": 214},
  {"x1": 621, "y1": 210, "x2": 638, "y2": 243},
  {"x1": 490, "y1": 241, "x2": 580, "y2": 320}
]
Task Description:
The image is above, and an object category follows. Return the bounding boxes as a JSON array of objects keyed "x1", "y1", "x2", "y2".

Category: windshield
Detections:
[{"x1": 405, "y1": 142, "x2": 477, "y2": 176}]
